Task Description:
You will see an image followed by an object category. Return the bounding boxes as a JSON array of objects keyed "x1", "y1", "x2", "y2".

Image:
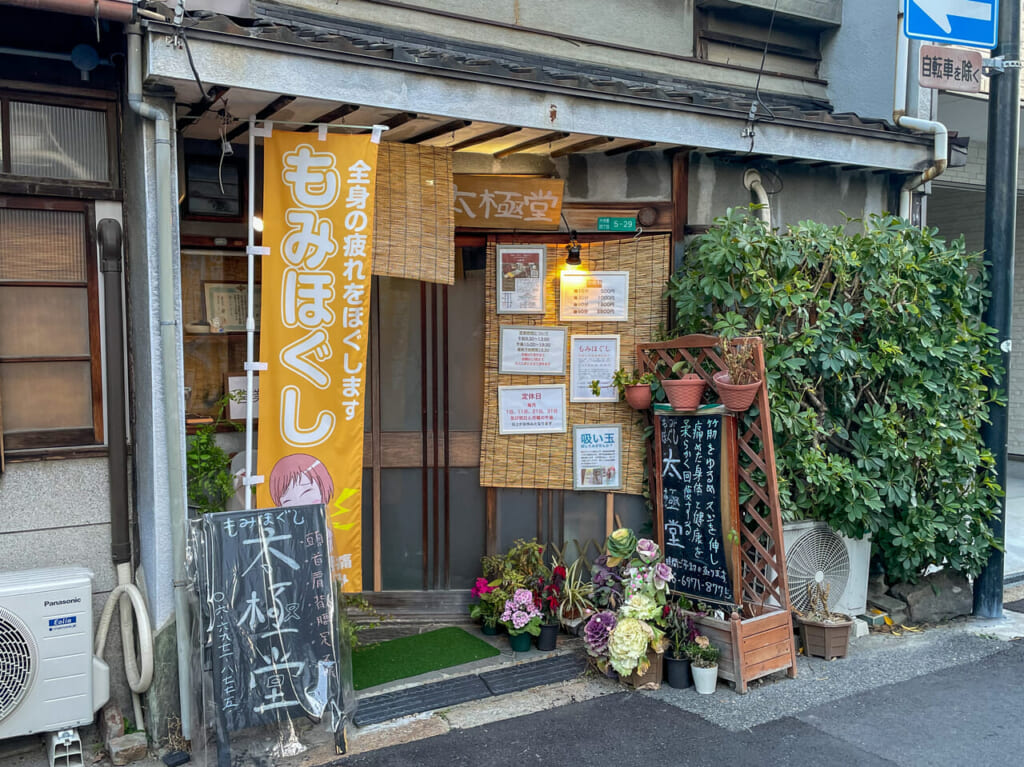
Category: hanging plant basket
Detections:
[
  {"x1": 623, "y1": 383, "x2": 653, "y2": 410},
  {"x1": 712, "y1": 371, "x2": 761, "y2": 411},
  {"x1": 663, "y1": 374, "x2": 706, "y2": 410}
]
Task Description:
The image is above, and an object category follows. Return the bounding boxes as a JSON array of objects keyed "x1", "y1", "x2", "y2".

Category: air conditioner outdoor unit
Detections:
[
  {"x1": 782, "y1": 521, "x2": 871, "y2": 618},
  {"x1": 0, "y1": 567, "x2": 110, "y2": 741}
]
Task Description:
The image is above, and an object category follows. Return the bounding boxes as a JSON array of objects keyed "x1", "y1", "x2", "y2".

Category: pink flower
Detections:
[{"x1": 471, "y1": 577, "x2": 494, "y2": 598}]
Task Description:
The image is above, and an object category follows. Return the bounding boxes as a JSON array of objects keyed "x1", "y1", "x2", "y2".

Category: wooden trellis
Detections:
[{"x1": 638, "y1": 333, "x2": 797, "y2": 691}]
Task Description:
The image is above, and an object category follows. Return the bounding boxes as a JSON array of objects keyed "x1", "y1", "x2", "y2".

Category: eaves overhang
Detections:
[{"x1": 144, "y1": 19, "x2": 932, "y2": 173}]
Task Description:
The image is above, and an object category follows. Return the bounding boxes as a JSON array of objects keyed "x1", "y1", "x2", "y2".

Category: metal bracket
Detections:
[
  {"x1": 983, "y1": 56, "x2": 1024, "y2": 74},
  {"x1": 244, "y1": 361, "x2": 268, "y2": 371}
]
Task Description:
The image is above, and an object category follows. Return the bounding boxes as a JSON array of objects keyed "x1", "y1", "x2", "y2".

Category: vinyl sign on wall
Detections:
[{"x1": 257, "y1": 130, "x2": 379, "y2": 592}]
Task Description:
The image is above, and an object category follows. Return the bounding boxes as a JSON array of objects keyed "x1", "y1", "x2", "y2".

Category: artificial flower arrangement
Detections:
[
  {"x1": 500, "y1": 588, "x2": 543, "y2": 637},
  {"x1": 583, "y1": 527, "x2": 674, "y2": 678},
  {"x1": 469, "y1": 576, "x2": 500, "y2": 631}
]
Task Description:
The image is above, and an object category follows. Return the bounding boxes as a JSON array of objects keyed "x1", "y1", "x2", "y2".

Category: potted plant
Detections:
[
  {"x1": 610, "y1": 368, "x2": 657, "y2": 410},
  {"x1": 796, "y1": 582, "x2": 853, "y2": 660},
  {"x1": 556, "y1": 558, "x2": 595, "y2": 634},
  {"x1": 662, "y1": 360, "x2": 707, "y2": 411},
  {"x1": 534, "y1": 564, "x2": 566, "y2": 650},
  {"x1": 662, "y1": 596, "x2": 695, "y2": 689},
  {"x1": 499, "y1": 588, "x2": 543, "y2": 652},
  {"x1": 186, "y1": 394, "x2": 241, "y2": 515},
  {"x1": 685, "y1": 631, "x2": 721, "y2": 694},
  {"x1": 469, "y1": 577, "x2": 500, "y2": 635},
  {"x1": 713, "y1": 338, "x2": 761, "y2": 411}
]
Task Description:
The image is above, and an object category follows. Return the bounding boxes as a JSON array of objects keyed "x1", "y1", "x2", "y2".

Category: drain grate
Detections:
[
  {"x1": 352, "y1": 653, "x2": 588, "y2": 726},
  {"x1": 353, "y1": 674, "x2": 491, "y2": 726},
  {"x1": 479, "y1": 654, "x2": 586, "y2": 696}
]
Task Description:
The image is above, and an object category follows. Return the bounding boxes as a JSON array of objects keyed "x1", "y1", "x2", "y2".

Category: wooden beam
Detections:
[
  {"x1": 296, "y1": 103, "x2": 360, "y2": 132},
  {"x1": 380, "y1": 112, "x2": 418, "y2": 130},
  {"x1": 405, "y1": 119, "x2": 472, "y2": 144},
  {"x1": 493, "y1": 131, "x2": 569, "y2": 159},
  {"x1": 224, "y1": 94, "x2": 296, "y2": 141},
  {"x1": 450, "y1": 125, "x2": 521, "y2": 151},
  {"x1": 549, "y1": 136, "x2": 615, "y2": 158},
  {"x1": 175, "y1": 85, "x2": 229, "y2": 133},
  {"x1": 605, "y1": 140, "x2": 655, "y2": 156}
]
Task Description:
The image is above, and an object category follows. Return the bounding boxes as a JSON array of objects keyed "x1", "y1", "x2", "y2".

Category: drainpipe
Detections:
[
  {"x1": 743, "y1": 168, "x2": 772, "y2": 225},
  {"x1": 0, "y1": 0, "x2": 135, "y2": 21},
  {"x1": 894, "y1": 10, "x2": 948, "y2": 221},
  {"x1": 96, "y1": 218, "x2": 154, "y2": 734},
  {"x1": 126, "y1": 23, "x2": 192, "y2": 740}
]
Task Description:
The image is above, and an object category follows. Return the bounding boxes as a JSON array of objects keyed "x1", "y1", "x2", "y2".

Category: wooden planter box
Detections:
[
  {"x1": 798, "y1": 616, "x2": 852, "y2": 660},
  {"x1": 691, "y1": 607, "x2": 796, "y2": 694},
  {"x1": 622, "y1": 650, "x2": 664, "y2": 690}
]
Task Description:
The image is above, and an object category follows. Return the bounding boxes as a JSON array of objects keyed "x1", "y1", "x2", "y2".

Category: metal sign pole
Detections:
[{"x1": 974, "y1": 0, "x2": 1020, "y2": 618}]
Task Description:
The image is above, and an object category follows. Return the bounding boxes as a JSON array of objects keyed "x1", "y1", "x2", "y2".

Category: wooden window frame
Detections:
[
  {"x1": 0, "y1": 88, "x2": 120, "y2": 200},
  {"x1": 0, "y1": 196, "x2": 104, "y2": 455}
]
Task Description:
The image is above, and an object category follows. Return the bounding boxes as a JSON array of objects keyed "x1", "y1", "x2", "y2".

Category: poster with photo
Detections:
[
  {"x1": 498, "y1": 384, "x2": 566, "y2": 434},
  {"x1": 573, "y1": 424, "x2": 622, "y2": 490},
  {"x1": 570, "y1": 335, "x2": 619, "y2": 402},
  {"x1": 499, "y1": 326, "x2": 567, "y2": 375},
  {"x1": 497, "y1": 245, "x2": 546, "y2": 314}
]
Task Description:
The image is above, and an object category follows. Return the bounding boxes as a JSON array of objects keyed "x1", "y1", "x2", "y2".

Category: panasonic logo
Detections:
[{"x1": 44, "y1": 597, "x2": 82, "y2": 607}]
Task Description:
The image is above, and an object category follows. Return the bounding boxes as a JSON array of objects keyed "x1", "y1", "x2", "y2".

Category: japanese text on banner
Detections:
[{"x1": 257, "y1": 131, "x2": 379, "y2": 591}]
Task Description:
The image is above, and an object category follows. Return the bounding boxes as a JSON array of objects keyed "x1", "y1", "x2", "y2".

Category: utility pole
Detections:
[{"x1": 974, "y1": 0, "x2": 1021, "y2": 619}]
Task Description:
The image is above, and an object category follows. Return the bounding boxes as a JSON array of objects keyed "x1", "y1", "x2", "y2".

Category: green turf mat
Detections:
[{"x1": 352, "y1": 627, "x2": 501, "y2": 690}]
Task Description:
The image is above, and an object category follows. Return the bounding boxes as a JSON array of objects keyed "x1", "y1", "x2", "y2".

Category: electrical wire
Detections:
[
  {"x1": 178, "y1": 26, "x2": 209, "y2": 104},
  {"x1": 744, "y1": 0, "x2": 780, "y2": 150}
]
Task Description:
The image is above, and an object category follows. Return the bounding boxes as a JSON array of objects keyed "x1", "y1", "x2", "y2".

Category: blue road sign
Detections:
[{"x1": 905, "y1": 0, "x2": 999, "y2": 48}]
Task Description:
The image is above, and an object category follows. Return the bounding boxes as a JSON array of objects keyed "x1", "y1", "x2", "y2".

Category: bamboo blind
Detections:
[
  {"x1": 372, "y1": 143, "x2": 455, "y2": 285},
  {"x1": 481, "y1": 235, "x2": 670, "y2": 493}
]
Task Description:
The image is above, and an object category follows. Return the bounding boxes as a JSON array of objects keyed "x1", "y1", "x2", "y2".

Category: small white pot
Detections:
[{"x1": 692, "y1": 664, "x2": 718, "y2": 694}]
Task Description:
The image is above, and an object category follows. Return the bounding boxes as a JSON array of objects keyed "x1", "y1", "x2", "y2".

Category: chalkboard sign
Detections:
[
  {"x1": 192, "y1": 504, "x2": 343, "y2": 744},
  {"x1": 654, "y1": 410, "x2": 741, "y2": 606}
]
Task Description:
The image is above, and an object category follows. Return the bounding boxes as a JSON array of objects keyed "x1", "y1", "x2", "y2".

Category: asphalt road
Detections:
[{"x1": 339, "y1": 640, "x2": 1024, "y2": 767}]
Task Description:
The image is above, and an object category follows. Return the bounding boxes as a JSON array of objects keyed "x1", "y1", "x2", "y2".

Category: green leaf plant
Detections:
[
  {"x1": 186, "y1": 393, "x2": 242, "y2": 515},
  {"x1": 665, "y1": 206, "x2": 1004, "y2": 583}
]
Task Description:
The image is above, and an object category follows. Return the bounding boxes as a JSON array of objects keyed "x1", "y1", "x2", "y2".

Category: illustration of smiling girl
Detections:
[{"x1": 269, "y1": 453, "x2": 335, "y2": 508}]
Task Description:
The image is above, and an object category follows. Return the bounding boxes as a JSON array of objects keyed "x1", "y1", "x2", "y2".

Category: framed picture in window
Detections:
[
  {"x1": 203, "y1": 281, "x2": 260, "y2": 333},
  {"x1": 185, "y1": 156, "x2": 244, "y2": 219}
]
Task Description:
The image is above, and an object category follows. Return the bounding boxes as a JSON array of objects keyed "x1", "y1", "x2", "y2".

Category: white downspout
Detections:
[
  {"x1": 126, "y1": 23, "x2": 192, "y2": 741},
  {"x1": 894, "y1": 9, "x2": 948, "y2": 220},
  {"x1": 743, "y1": 168, "x2": 772, "y2": 225}
]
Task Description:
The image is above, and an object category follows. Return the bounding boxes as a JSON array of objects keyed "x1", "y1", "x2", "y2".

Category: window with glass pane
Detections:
[
  {"x1": 9, "y1": 101, "x2": 109, "y2": 182},
  {"x1": 0, "y1": 200, "x2": 101, "y2": 451}
]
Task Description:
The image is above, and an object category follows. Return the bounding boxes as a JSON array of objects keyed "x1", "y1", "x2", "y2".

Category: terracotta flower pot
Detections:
[
  {"x1": 623, "y1": 384, "x2": 652, "y2": 410},
  {"x1": 713, "y1": 371, "x2": 761, "y2": 411},
  {"x1": 663, "y1": 374, "x2": 706, "y2": 410}
]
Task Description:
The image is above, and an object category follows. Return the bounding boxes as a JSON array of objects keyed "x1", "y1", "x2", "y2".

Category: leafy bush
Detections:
[
  {"x1": 186, "y1": 395, "x2": 240, "y2": 515},
  {"x1": 666, "y1": 207, "x2": 1003, "y2": 582}
]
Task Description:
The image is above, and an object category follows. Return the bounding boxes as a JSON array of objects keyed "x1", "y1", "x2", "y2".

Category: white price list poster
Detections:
[{"x1": 559, "y1": 271, "x2": 629, "y2": 321}]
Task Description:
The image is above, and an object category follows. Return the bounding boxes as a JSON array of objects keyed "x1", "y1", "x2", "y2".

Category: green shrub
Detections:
[{"x1": 666, "y1": 207, "x2": 1003, "y2": 583}]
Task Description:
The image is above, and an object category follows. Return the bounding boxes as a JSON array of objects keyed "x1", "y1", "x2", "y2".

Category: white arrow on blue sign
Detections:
[{"x1": 904, "y1": 0, "x2": 999, "y2": 49}]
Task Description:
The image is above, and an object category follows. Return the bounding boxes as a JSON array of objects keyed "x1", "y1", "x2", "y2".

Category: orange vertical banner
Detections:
[{"x1": 257, "y1": 130, "x2": 378, "y2": 592}]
